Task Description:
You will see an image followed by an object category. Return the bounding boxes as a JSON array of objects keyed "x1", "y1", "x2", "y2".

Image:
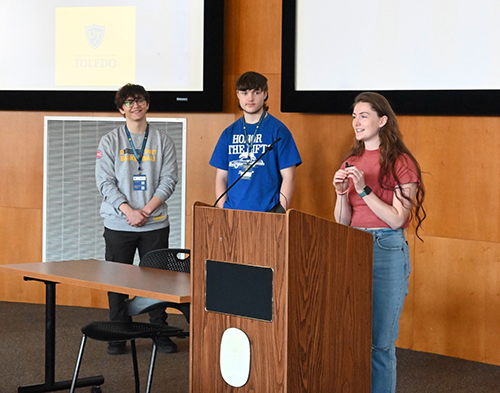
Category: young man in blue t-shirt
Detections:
[{"x1": 210, "y1": 71, "x2": 301, "y2": 212}]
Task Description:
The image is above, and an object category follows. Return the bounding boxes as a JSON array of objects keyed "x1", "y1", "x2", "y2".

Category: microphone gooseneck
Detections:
[{"x1": 213, "y1": 137, "x2": 282, "y2": 208}]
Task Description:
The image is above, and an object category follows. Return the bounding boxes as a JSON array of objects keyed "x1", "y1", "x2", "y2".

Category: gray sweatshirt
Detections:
[{"x1": 95, "y1": 124, "x2": 178, "y2": 232}]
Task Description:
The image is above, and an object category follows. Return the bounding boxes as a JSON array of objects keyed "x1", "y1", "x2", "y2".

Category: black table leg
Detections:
[{"x1": 18, "y1": 278, "x2": 104, "y2": 393}]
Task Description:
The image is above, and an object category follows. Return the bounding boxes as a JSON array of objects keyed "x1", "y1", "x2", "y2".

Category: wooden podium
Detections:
[{"x1": 190, "y1": 203, "x2": 373, "y2": 392}]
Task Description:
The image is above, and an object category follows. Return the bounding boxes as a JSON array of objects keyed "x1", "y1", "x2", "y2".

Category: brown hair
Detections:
[
  {"x1": 114, "y1": 83, "x2": 150, "y2": 110},
  {"x1": 235, "y1": 71, "x2": 269, "y2": 111},
  {"x1": 346, "y1": 92, "x2": 426, "y2": 239}
]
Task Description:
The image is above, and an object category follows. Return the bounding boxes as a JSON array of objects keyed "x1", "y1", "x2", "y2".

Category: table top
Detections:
[{"x1": 0, "y1": 259, "x2": 191, "y2": 303}]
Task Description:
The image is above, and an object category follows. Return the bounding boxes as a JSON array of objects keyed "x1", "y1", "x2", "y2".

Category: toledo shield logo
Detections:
[{"x1": 85, "y1": 25, "x2": 105, "y2": 49}]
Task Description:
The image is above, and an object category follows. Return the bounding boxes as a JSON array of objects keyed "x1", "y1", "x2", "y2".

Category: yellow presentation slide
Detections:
[{"x1": 55, "y1": 7, "x2": 136, "y2": 86}]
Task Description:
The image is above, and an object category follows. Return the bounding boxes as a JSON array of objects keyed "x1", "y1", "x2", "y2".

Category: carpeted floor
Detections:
[
  {"x1": 1, "y1": 301, "x2": 499, "y2": 392},
  {"x1": 0, "y1": 302, "x2": 189, "y2": 393}
]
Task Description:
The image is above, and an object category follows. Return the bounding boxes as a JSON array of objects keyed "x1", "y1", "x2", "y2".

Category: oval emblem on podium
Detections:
[{"x1": 220, "y1": 327, "x2": 251, "y2": 387}]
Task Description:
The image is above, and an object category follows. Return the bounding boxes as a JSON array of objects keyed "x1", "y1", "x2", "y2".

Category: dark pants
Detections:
[{"x1": 104, "y1": 226, "x2": 170, "y2": 323}]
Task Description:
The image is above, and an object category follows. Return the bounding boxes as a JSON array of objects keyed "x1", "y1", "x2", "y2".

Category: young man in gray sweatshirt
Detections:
[{"x1": 95, "y1": 84, "x2": 178, "y2": 354}]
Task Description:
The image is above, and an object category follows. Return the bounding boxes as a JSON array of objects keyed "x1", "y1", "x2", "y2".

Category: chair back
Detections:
[
  {"x1": 139, "y1": 248, "x2": 190, "y2": 273},
  {"x1": 127, "y1": 248, "x2": 191, "y2": 318}
]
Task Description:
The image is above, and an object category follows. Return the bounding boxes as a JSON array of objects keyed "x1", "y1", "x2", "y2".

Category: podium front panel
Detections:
[
  {"x1": 192, "y1": 206, "x2": 287, "y2": 392},
  {"x1": 191, "y1": 205, "x2": 372, "y2": 392}
]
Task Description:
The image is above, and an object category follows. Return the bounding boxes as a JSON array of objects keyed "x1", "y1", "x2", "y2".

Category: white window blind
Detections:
[{"x1": 43, "y1": 116, "x2": 186, "y2": 262}]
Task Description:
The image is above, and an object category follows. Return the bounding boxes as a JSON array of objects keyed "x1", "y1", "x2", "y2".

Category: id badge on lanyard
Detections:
[{"x1": 133, "y1": 174, "x2": 147, "y2": 191}]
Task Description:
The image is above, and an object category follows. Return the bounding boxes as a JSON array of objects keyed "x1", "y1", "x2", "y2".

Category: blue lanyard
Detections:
[
  {"x1": 124, "y1": 124, "x2": 149, "y2": 172},
  {"x1": 242, "y1": 111, "x2": 266, "y2": 155}
]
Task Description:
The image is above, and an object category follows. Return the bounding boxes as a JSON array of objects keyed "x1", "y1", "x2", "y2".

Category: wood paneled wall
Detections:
[
  {"x1": 1, "y1": 0, "x2": 499, "y2": 366},
  {"x1": 0, "y1": 111, "x2": 234, "y2": 309}
]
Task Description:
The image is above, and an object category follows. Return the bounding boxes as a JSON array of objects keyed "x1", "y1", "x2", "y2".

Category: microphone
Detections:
[{"x1": 213, "y1": 137, "x2": 281, "y2": 208}]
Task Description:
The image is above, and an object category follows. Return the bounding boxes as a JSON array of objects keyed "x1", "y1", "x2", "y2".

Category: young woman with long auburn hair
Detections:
[{"x1": 333, "y1": 92, "x2": 426, "y2": 393}]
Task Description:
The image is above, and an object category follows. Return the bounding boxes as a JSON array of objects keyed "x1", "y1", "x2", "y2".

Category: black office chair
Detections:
[
  {"x1": 129, "y1": 248, "x2": 190, "y2": 324},
  {"x1": 70, "y1": 248, "x2": 191, "y2": 393}
]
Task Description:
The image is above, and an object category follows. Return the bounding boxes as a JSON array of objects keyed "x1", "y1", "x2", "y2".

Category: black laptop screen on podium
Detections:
[{"x1": 205, "y1": 260, "x2": 273, "y2": 322}]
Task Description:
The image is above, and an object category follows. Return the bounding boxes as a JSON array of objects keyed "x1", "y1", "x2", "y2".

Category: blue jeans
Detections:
[{"x1": 357, "y1": 228, "x2": 410, "y2": 393}]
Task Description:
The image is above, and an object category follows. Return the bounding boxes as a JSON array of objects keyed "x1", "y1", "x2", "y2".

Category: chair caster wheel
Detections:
[{"x1": 91, "y1": 386, "x2": 102, "y2": 393}]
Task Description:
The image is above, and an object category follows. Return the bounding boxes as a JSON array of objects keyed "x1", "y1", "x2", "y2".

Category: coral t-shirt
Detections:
[{"x1": 341, "y1": 149, "x2": 419, "y2": 229}]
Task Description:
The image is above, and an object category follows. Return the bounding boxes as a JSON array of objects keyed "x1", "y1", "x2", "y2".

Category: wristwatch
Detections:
[{"x1": 358, "y1": 186, "x2": 372, "y2": 198}]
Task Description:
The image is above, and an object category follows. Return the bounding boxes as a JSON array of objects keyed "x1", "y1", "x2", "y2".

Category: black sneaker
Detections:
[
  {"x1": 107, "y1": 341, "x2": 127, "y2": 355},
  {"x1": 156, "y1": 336, "x2": 177, "y2": 354}
]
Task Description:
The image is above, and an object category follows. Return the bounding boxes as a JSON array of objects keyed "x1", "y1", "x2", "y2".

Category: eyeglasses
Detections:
[{"x1": 124, "y1": 98, "x2": 147, "y2": 108}]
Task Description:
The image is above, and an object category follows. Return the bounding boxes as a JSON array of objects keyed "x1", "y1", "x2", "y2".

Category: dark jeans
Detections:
[{"x1": 104, "y1": 226, "x2": 170, "y2": 323}]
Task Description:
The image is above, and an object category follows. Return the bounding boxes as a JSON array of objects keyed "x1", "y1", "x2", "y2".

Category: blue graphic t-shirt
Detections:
[{"x1": 209, "y1": 113, "x2": 302, "y2": 212}]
